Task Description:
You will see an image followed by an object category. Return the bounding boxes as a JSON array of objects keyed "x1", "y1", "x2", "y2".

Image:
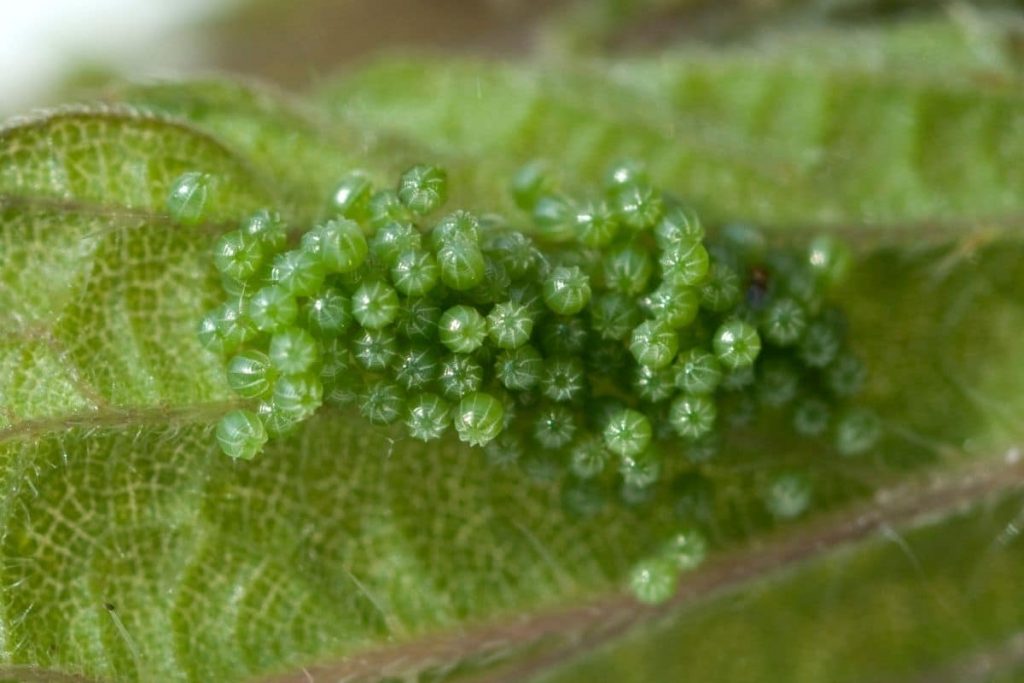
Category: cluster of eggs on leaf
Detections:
[
  {"x1": 180, "y1": 160, "x2": 880, "y2": 474},
  {"x1": 174, "y1": 160, "x2": 882, "y2": 603}
]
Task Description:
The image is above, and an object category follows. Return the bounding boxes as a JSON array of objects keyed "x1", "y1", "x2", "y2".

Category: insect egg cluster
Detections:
[
  {"x1": 183, "y1": 161, "x2": 882, "y2": 600},
  {"x1": 187, "y1": 162, "x2": 879, "y2": 466}
]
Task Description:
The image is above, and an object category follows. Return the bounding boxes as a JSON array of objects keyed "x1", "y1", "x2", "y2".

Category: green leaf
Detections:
[
  {"x1": 2, "y1": 16, "x2": 1024, "y2": 683},
  {"x1": 0, "y1": 108, "x2": 277, "y2": 432},
  {"x1": 322, "y1": 18, "x2": 1024, "y2": 226},
  {"x1": 536, "y1": 461, "x2": 1024, "y2": 683},
  {"x1": 102, "y1": 79, "x2": 363, "y2": 222}
]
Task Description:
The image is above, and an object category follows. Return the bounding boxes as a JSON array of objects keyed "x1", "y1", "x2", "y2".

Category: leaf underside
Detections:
[{"x1": 0, "y1": 15, "x2": 1023, "y2": 683}]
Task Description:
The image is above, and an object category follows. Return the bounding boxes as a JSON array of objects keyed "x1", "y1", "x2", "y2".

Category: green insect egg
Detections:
[
  {"x1": 699, "y1": 262, "x2": 742, "y2": 313},
  {"x1": 669, "y1": 394, "x2": 717, "y2": 440},
  {"x1": 454, "y1": 392, "x2": 505, "y2": 447},
  {"x1": 510, "y1": 160, "x2": 556, "y2": 212},
  {"x1": 438, "y1": 353, "x2": 484, "y2": 400},
  {"x1": 394, "y1": 345, "x2": 440, "y2": 391},
  {"x1": 799, "y1": 319, "x2": 842, "y2": 368},
  {"x1": 319, "y1": 338, "x2": 354, "y2": 385},
  {"x1": 390, "y1": 248, "x2": 439, "y2": 297},
  {"x1": 359, "y1": 380, "x2": 406, "y2": 426},
  {"x1": 660, "y1": 240, "x2": 710, "y2": 287},
  {"x1": 533, "y1": 404, "x2": 578, "y2": 449},
  {"x1": 543, "y1": 265, "x2": 592, "y2": 315},
  {"x1": 480, "y1": 433, "x2": 522, "y2": 469},
  {"x1": 405, "y1": 392, "x2": 452, "y2": 442},
  {"x1": 216, "y1": 409, "x2": 267, "y2": 460},
  {"x1": 604, "y1": 160, "x2": 650, "y2": 189},
  {"x1": 270, "y1": 249, "x2": 325, "y2": 297},
  {"x1": 395, "y1": 297, "x2": 441, "y2": 342},
  {"x1": 756, "y1": 357, "x2": 801, "y2": 407},
  {"x1": 494, "y1": 344, "x2": 544, "y2": 391},
  {"x1": 713, "y1": 319, "x2": 762, "y2": 370},
  {"x1": 304, "y1": 288, "x2": 352, "y2": 337},
  {"x1": 212, "y1": 300, "x2": 256, "y2": 353},
  {"x1": 765, "y1": 472, "x2": 812, "y2": 520},
  {"x1": 324, "y1": 373, "x2": 361, "y2": 409},
  {"x1": 570, "y1": 436, "x2": 610, "y2": 479},
  {"x1": 431, "y1": 210, "x2": 481, "y2": 249},
  {"x1": 272, "y1": 373, "x2": 324, "y2": 421},
  {"x1": 300, "y1": 226, "x2": 324, "y2": 258},
  {"x1": 268, "y1": 327, "x2": 321, "y2": 375},
  {"x1": 241, "y1": 209, "x2": 287, "y2": 252},
  {"x1": 642, "y1": 281, "x2": 699, "y2": 329},
  {"x1": 368, "y1": 189, "x2": 414, "y2": 230},
  {"x1": 835, "y1": 408, "x2": 882, "y2": 456},
  {"x1": 508, "y1": 281, "x2": 546, "y2": 318},
  {"x1": 437, "y1": 239, "x2": 486, "y2": 291},
  {"x1": 352, "y1": 328, "x2": 400, "y2": 371},
  {"x1": 761, "y1": 298, "x2": 807, "y2": 347},
  {"x1": 351, "y1": 280, "x2": 400, "y2": 330},
  {"x1": 219, "y1": 273, "x2": 249, "y2": 299},
  {"x1": 673, "y1": 348, "x2": 722, "y2": 395},
  {"x1": 623, "y1": 481, "x2": 657, "y2": 508},
  {"x1": 483, "y1": 231, "x2": 538, "y2": 281},
  {"x1": 397, "y1": 164, "x2": 448, "y2": 215},
  {"x1": 167, "y1": 171, "x2": 213, "y2": 225},
  {"x1": 574, "y1": 200, "x2": 619, "y2": 247},
  {"x1": 371, "y1": 222, "x2": 423, "y2": 267},
  {"x1": 226, "y1": 350, "x2": 275, "y2": 399},
  {"x1": 721, "y1": 365, "x2": 756, "y2": 393},
  {"x1": 256, "y1": 399, "x2": 302, "y2": 438},
  {"x1": 540, "y1": 316, "x2": 589, "y2": 357},
  {"x1": 807, "y1": 235, "x2": 851, "y2": 287},
  {"x1": 541, "y1": 357, "x2": 586, "y2": 402},
  {"x1": 213, "y1": 230, "x2": 264, "y2": 284},
  {"x1": 686, "y1": 433, "x2": 720, "y2": 464},
  {"x1": 592, "y1": 333, "x2": 630, "y2": 371},
  {"x1": 603, "y1": 243, "x2": 653, "y2": 295},
  {"x1": 784, "y1": 267, "x2": 825, "y2": 315},
  {"x1": 197, "y1": 309, "x2": 225, "y2": 354},
  {"x1": 628, "y1": 556, "x2": 679, "y2": 605},
  {"x1": 826, "y1": 354, "x2": 867, "y2": 397},
  {"x1": 487, "y1": 301, "x2": 535, "y2": 350},
  {"x1": 590, "y1": 292, "x2": 642, "y2": 341},
  {"x1": 629, "y1": 319, "x2": 679, "y2": 370},
  {"x1": 603, "y1": 408, "x2": 652, "y2": 458},
  {"x1": 438, "y1": 305, "x2": 487, "y2": 354},
  {"x1": 248, "y1": 284, "x2": 299, "y2": 333},
  {"x1": 327, "y1": 171, "x2": 374, "y2": 220},
  {"x1": 632, "y1": 364, "x2": 676, "y2": 403},
  {"x1": 318, "y1": 218, "x2": 369, "y2": 274},
  {"x1": 610, "y1": 181, "x2": 663, "y2": 231},
  {"x1": 532, "y1": 195, "x2": 576, "y2": 241},
  {"x1": 620, "y1": 448, "x2": 661, "y2": 489},
  {"x1": 464, "y1": 256, "x2": 512, "y2": 305},
  {"x1": 655, "y1": 206, "x2": 704, "y2": 249},
  {"x1": 660, "y1": 528, "x2": 708, "y2": 571},
  {"x1": 793, "y1": 396, "x2": 830, "y2": 437}
]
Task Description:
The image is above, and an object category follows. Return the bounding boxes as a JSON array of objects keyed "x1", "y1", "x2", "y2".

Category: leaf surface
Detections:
[{"x1": 323, "y1": 18, "x2": 1024, "y2": 226}]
